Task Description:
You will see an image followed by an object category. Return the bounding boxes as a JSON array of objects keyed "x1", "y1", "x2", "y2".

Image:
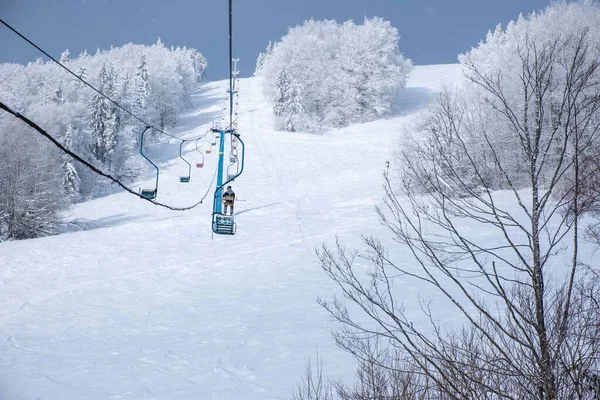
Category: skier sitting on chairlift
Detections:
[{"x1": 223, "y1": 186, "x2": 235, "y2": 215}]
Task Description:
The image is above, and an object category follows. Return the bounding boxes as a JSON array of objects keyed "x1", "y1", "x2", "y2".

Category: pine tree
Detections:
[
  {"x1": 52, "y1": 81, "x2": 65, "y2": 104},
  {"x1": 89, "y1": 62, "x2": 117, "y2": 165},
  {"x1": 59, "y1": 49, "x2": 70, "y2": 65},
  {"x1": 190, "y1": 49, "x2": 208, "y2": 82},
  {"x1": 62, "y1": 125, "x2": 80, "y2": 198},
  {"x1": 103, "y1": 63, "x2": 118, "y2": 168},
  {"x1": 284, "y1": 79, "x2": 305, "y2": 132},
  {"x1": 255, "y1": 41, "x2": 274, "y2": 76},
  {"x1": 75, "y1": 66, "x2": 87, "y2": 89},
  {"x1": 273, "y1": 69, "x2": 305, "y2": 131},
  {"x1": 133, "y1": 54, "x2": 151, "y2": 116},
  {"x1": 273, "y1": 68, "x2": 291, "y2": 117}
]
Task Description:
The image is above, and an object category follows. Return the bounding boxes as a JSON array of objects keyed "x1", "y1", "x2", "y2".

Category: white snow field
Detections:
[{"x1": 0, "y1": 64, "x2": 464, "y2": 399}]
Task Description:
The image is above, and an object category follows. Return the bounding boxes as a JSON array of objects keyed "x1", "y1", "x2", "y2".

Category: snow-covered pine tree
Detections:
[
  {"x1": 62, "y1": 124, "x2": 80, "y2": 198},
  {"x1": 59, "y1": 49, "x2": 70, "y2": 65},
  {"x1": 103, "y1": 63, "x2": 119, "y2": 169},
  {"x1": 133, "y1": 54, "x2": 151, "y2": 117},
  {"x1": 89, "y1": 62, "x2": 117, "y2": 165},
  {"x1": 52, "y1": 81, "x2": 65, "y2": 105},
  {"x1": 273, "y1": 68, "x2": 291, "y2": 118},
  {"x1": 75, "y1": 65, "x2": 87, "y2": 88},
  {"x1": 189, "y1": 49, "x2": 208, "y2": 82},
  {"x1": 284, "y1": 79, "x2": 305, "y2": 132},
  {"x1": 254, "y1": 41, "x2": 274, "y2": 77},
  {"x1": 273, "y1": 69, "x2": 306, "y2": 131}
]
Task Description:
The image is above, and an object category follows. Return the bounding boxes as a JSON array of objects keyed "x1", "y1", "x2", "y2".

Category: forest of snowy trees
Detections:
[
  {"x1": 0, "y1": 40, "x2": 207, "y2": 240},
  {"x1": 256, "y1": 18, "x2": 412, "y2": 132}
]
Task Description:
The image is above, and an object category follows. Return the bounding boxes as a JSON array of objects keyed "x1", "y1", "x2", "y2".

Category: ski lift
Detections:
[
  {"x1": 195, "y1": 138, "x2": 205, "y2": 168},
  {"x1": 179, "y1": 140, "x2": 191, "y2": 183},
  {"x1": 211, "y1": 136, "x2": 245, "y2": 236},
  {"x1": 139, "y1": 126, "x2": 159, "y2": 199}
]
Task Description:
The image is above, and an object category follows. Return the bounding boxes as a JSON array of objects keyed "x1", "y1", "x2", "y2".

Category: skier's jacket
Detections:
[{"x1": 223, "y1": 189, "x2": 235, "y2": 205}]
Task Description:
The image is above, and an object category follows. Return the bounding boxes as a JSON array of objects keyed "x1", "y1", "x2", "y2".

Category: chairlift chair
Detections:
[
  {"x1": 140, "y1": 188, "x2": 157, "y2": 200},
  {"x1": 195, "y1": 138, "x2": 205, "y2": 168},
  {"x1": 178, "y1": 140, "x2": 192, "y2": 183},
  {"x1": 139, "y1": 126, "x2": 159, "y2": 200},
  {"x1": 212, "y1": 213, "x2": 236, "y2": 235},
  {"x1": 226, "y1": 155, "x2": 239, "y2": 182},
  {"x1": 206, "y1": 134, "x2": 215, "y2": 150}
]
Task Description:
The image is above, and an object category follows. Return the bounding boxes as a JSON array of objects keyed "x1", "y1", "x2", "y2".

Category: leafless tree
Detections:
[
  {"x1": 317, "y1": 17, "x2": 600, "y2": 400},
  {"x1": 291, "y1": 356, "x2": 334, "y2": 400}
]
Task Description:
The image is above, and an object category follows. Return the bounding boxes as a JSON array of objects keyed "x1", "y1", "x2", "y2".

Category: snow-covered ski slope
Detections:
[{"x1": 0, "y1": 64, "x2": 464, "y2": 400}]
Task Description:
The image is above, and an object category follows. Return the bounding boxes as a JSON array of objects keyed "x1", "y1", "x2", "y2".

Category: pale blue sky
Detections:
[{"x1": 1, "y1": 0, "x2": 551, "y2": 80}]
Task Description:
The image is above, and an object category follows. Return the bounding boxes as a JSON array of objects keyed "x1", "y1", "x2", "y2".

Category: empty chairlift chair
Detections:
[
  {"x1": 179, "y1": 140, "x2": 191, "y2": 183},
  {"x1": 195, "y1": 138, "x2": 205, "y2": 168},
  {"x1": 205, "y1": 141, "x2": 212, "y2": 154},
  {"x1": 139, "y1": 126, "x2": 159, "y2": 200},
  {"x1": 205, "y1": 134, "x2": 214, "y2": 152},
  {"x1": 227, "y1": 157, "x2": 239, "y2": 181},
  {"x1": 230, "y1": 147, "x2": 238, "y2": 163}
]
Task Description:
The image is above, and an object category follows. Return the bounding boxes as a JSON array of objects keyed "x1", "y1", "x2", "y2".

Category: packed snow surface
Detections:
[{"x1": 0, "y1": 64, "x2": 464, "y2": 399}]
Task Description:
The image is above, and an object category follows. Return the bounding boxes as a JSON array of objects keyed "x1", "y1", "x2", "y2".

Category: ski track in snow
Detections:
[{"x1": 0, "y1": 64, "x2": 465, "y2": 400}]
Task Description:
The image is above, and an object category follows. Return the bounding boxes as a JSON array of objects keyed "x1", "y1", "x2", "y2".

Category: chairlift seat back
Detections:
[{"x1": 213, "y1": 214, "x2": 236, "y2": 235}]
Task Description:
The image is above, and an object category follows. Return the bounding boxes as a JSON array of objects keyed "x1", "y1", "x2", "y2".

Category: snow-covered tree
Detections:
[
  {"x1": 273, "y1": 69, "x2": 305, "y2": 132},
  {"x1": 52, "y1": 81, "x2": 65, "y2": 104},
  {"x1": 133, "y1": 54, "x2": 151, "y2": 118},
  {"x1": 62, "y1": 124, "x2": 80, "y2": 198},
  {"x1": 254, "y1": 41, "x2": 274, "y2": 77},
  {"x1": 273, "y1": 68, "x2": 291, "y2": 117},
  {"x1": 59, "y1": 49, "x2": 70, "y2": 65},
  {"x1": 0, "y1": 119, "x2": 67, "y2": 240},
  {"x1": 260, "y1": 17, "x2": 412, "y2": 132},
  {"x1": 284, "y1": 80, "x2": 305, "y2": 132}
]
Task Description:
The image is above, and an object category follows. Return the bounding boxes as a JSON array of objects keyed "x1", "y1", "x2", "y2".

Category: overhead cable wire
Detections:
[
  {"x1": 0, "y1": 100, "x2": 215, "y2": 211},
  {"x1": 229, "y1": 0, "x2": 234, "y2": 128},
  {"x1": 0, "y1": 17, "x2": 204, "y2": 143}
]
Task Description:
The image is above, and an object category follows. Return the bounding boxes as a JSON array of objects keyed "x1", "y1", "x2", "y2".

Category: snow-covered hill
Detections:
[{"x1": 0, "y1": 64, "x2": 463, "y2": 400}]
